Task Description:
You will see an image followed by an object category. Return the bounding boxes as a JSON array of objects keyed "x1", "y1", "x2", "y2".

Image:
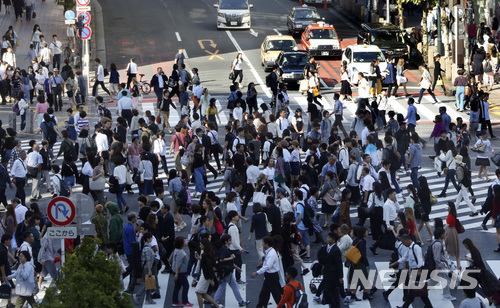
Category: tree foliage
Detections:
[{"x1": 41, "y1": 237, "x2": 132, "y2": 308}]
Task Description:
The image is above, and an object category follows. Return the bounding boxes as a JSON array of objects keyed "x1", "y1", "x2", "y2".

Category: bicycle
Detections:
[{"x1": 138, "y1": 74, "x2": 151, "y2": 94}]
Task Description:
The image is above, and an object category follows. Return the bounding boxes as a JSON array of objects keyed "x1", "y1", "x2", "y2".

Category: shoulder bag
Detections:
[
  {"x1": 264, "y1": 213, "x2": 272, "y2": 234},
  {"x1": 455, "y1": 218, "x2": 465, "y2": 234},
  {"x1": 252, "y1": 186, "x2": 267, "y2": 206},
  {"x1": 90, "y1": 175, "x2": 106, "y2": 191},
  {"x1": 344, "y1": 241, "x2": 362, "y2": 265}
]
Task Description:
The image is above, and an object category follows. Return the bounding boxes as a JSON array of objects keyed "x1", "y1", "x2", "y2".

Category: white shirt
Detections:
[
  {"x1": 20, "y1": 241, "x2": 34, "y2": 265},
  {"x1": 267, "y1": 122, "x2": 281, "y2": 138},
  {"x1": 338, "y1": 147, "x2": 349, "y2": 169},
  {"x1": 378, "y1": 166, "x2": 392, "y2": 184},
  {"x1": 246, "y1": 165, "x2": 260, "y2": 185},
  {"x1": 278, "y1": 197, "x2": 294, "y2": 216},
  {"x1": 39, "y1": 47, "x2": 51, "y2": 63},
  {"x1": 26, "y1": 151, "x2": 43, "y2": 168},
  {"x1": 15, "y1": 204, "x2": 28, "y2": 224},
  {"x1": 362, "y1": 174, "x2": 375, "y2": 192},
  {"x1": 2, "y1": 52, "x2": 15, "y2": 67},
  {"x1": 232, "y1": 58, "x2": 243, "y2": 70},
  {"x1": 282, "y1": 149, "x2": 291, "y2": 163},
  {"x1": 118, "y1": 97, "x2": 134, "y2": 114},
  {"x1": 262, "y1": 166, "x2": 275, "y2": 181},
  {"x1": 96, "y1": 133, "x2": 109, "y2": 152},
  {"x1": 82, "y1": 162, "x2": 93, "y2": 177},
  {"x1": 257, "y1": 247, "x2": 280, "y2": 275},
  {"x1": 153, "y1": 139, "x2": 167, "y2": 156},
  {"x1": 233, "y1": 107, "x2": 243, "y2": 122},
  {"x1": 278, "y1": 117, "x2": 289, "y2": 133},
  {"x1": 383, "y1": 198, "x2": 400, "y2": 227},
  {"x1": 368, "y1": 193, "x2": 384, "y2": 210},
  {"x1": 358, "y1": 78, "x2": 370, "y2": 98},
  {"x1": 97, "y1": 64, "x2": 105, "y2": 82},
  {"x1": 232, "y1": 136, "x2": 245, "y2": 153},
  {"x1": 50, "y1": 40, "x2": 62, "y2": 55},
  {"x1": 127, "y1": 62, "x2": 138, "y2": 74},
  {"x1": 193, "y1": 84, "x2": 203, "y2": 98},
  {"x1": 398, "y1": 242, "x2": 423, "y2": 269},
  {"x1": 361, "y1": 127, "x2": 370, "y2": 147},
  {"x1": 11, "y1": 158, "x2": 27, "y2": 178},
  {"x1": 114, "y1": 165, "x2": 128, "y2": 185},
  {"x1": 228, "y1": 223, "x2": 242, "y2": 251}
]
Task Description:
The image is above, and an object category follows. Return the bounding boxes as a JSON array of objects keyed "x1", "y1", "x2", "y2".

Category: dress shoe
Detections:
[
  {"x1": 437, "y1": 192, "x2": 446, "y2": 198},
  {"x1": 369, "y1": 246, "x2": 378, "y2": 255},
  {"x1": 369, "y1": 287, "x2": 378, "y2": 296},
  {"x1": 362, "y1": 293, "x2": 373, "y2": 300},
  {"x1": 151, "y1": 292, "x2": 161, "y2": 299},
  {"x1": 382, "y1": 291, "x2": 389, "y2": 302}
]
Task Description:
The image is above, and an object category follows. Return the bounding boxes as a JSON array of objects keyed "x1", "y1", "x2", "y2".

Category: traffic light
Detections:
[{"x1": 77, "y1": 15, "x2": 84, "y2": 37}]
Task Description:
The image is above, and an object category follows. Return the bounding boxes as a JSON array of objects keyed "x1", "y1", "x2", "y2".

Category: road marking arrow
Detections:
[
  {"x1": 198, "y1": 39, "x2": 217, "y2": 49},
  {"x1": 204, "y1": 49, "x2": 224, "y2": 60},
  {"x1": 250, "y1": 29, "x2": 258, "y2": 37}
]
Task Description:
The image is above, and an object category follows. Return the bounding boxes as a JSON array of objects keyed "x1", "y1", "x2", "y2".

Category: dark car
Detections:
[
  {"x1": 357, "y1": 23, "x2": 409, "y2": 62},
  {"x1": 276, "y1": 50, "x2": 310, "y2": 86},
  {"x1": 287, "y1": 5, "x2": 322, "y2": 35}
]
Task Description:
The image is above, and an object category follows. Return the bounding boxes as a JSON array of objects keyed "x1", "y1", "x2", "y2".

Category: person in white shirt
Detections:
[
  {"x1": 251, "y1": 236, "x2": 284, "y2": 307},
  {"x1": 117, "y1": 90, "x2": 134, "y2": 125},
  {"x1": 125, "y1": 58, "x2": 138, "y2": 89},
  {"x1": 226, "y1": 211, "x2": 246, "y2": 284},
  {"x1": 242, "y1": 157, "x2": 260, "y2": 216},
  {"x1": 49, "y1": 35, "x2": 62, "y2": 70},
  {"x1": 38, "y1": 43, "x2": 51, "y2": 65},
  {"x1": 276, "y1": 188, "x2": 293, "y2": 215},
  {"x1": 266, "y1": 114, "x2": 281, "y2": 138},
  {"x1": 95, "y1": 128, "x2": 110, "y2": 174},
  {"x1": 153, "y1": 132, "x2": 168, "y2": 174},
  {"x1": 357, "y1": 72, "x2": 370, "y2": 102},
  {"x1": 232, "y1": 128, "x2": 246, "y2": 154},
  {"x1": 11, "y1": 151, "x2": 27, "y2": 205},
  {"x1": 232, "y1": 100, "x2": 243, "y2": 122},
  {"x1": 2, "y1": 47, "x2": 15, "y2": 67},
  {"x1": 12, "y1": 198, "x2": 27, "y2": 225},
  {"x1": 277, "y1": 109, "x2": 289, "y2": 133},
  {"x1": 113, "y1": 157, "x2": 129, "y2": 213},
  {"x1": 92, "y1": 58, "x2": 111, "y2": 97},
  {"x1": 26, "y1": 144, "x2": 43, "y2": 201}
]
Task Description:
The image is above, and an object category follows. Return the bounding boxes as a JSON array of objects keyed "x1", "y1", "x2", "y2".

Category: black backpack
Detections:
[
  {"x1": 423, "y1": 241, "x2": 438, "y2": 272},
  {"x1": 227, "y1": 167, "x2": 239, "y2": 186},
  {"x1": 103, "y1": 107, "x2": 112, "y2": 120},
  {"x1": 287, "y1": 282, "x2": 308, "y2": 308},
  {"x1": 298, "y1": 201, "x2": 314, "y2": 230},
  {"x1": 458, "y1": 164, "x2": 472, "y2": 188},
  {"x1": 384, "y1": 148, "x2": 400, "y2": 172}
]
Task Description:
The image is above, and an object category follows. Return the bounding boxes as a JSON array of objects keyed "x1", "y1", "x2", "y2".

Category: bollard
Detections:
[
  {"x1": 8, "y1": 112, "x2": 16, "y2": 132},
  {"x1": 25, "y1": 108, "x2": 34, "y2": 134}
]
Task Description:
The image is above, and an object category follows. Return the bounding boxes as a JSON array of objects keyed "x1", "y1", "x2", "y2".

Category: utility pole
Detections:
[{"x1": 386, "y1": 0, "x2": 390, "y2": 23}]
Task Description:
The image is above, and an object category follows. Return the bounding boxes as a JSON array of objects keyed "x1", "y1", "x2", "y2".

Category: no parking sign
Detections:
[{"x1": 47, "y1": 197, "x2": 76, "y2": 226}]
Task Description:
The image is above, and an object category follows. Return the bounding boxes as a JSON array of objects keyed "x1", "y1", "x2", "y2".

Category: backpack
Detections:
[
  {"x1": 298, "y1": 201, "x2": 313, "y2": 230},
  {"x1": 287, "y1": 282, "x2": 308, "y2": 308},
  {"x1": 302, "y1": 186, "x2": 310, "y2": 201},
  {"x1": 56, "y1": 175, "x2": 71, "y2": 197},
  {"x1": 384, "y1": 148, "x2": 400, "y2": 172},
  {"x1": 423, "y1": 241, "x2": 438, "y2": 272},
  {"x1": 12, "y1": 102, "x2": 20, "y2": 115},
  {"x1": 79, "y1": 138, "x2": 87, "y2": 155},
  {"x1": 227, "y1": 167, "x2": 239, "y2": 186},
  {"x1": 102, "y1": 106, "x2": 112, "y2": 120},
  {"x1": 458, "y1": 164, "x2": 472, "y2": 188},
  {"x1": 485, "y1": 60, "x2": 493, "y2": 73},
  {"x1": 175, "y1": 185, "x2": 188, "y2": 207},
  {"x1": 44, "y1": 122, "x2": 57, "y2": 144},
  {"x1": 355, "y1": 163, "x2": 363, "y2": 184},
  {"x1": 265, "y1": 73, "x2": 271, "y2": 87}
]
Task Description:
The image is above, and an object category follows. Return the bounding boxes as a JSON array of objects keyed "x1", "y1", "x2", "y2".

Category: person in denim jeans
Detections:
[
  {"x1": 406, "y1": 133, "x2": 422, "y2": 190},
  {"x1": 171, "y1": 237, "x2": 192, "y2": 306},
  {"x1": 113, "y1": 156, "x2": 129, "y2": 213}
]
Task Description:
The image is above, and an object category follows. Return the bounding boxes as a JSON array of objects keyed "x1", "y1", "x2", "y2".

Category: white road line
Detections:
[
  {"x1": 250, "y1": 29, "x2": 258, "y2": 37},
  {"x1": 273, "y1": 29, "x2": 281, "y2": 35},
  {"x1": 175, "y1": 32, "x2": 182, "y2": 42},
  {"x1": 225, "y1": 30, "x2": 272, "y2": 98},
  {"x1": 183, "y1": 49, "x2": 189, "y2": 59}
]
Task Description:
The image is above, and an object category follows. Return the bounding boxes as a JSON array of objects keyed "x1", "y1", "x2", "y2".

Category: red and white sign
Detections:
[
  {"x1": 78, "y1": 12, "x2": 91, "y2": 25},
  {"x1": 81, "y1": 26, "x2": 92, "y2": 40},
  {"x1": 47, "y1": 197, "x2": 76, "y2": 226},
  {"x1": 76, "y1": 0, "x2": 90, "y2": 6},
  {"x1": 76, "y1": 6, "x2": 91, "y2": 12}
]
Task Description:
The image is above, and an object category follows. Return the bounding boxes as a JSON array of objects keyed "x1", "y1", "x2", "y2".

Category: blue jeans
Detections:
[
  {"x1": 214, "y1": 273, "x2": 244, "y2": 304},
  {"x1": 418, "y1": 88, "x2": 437, "y2": 103},
  {"x1": 456, "y1": 86, "x2": 465, "y2": 110},
  {"x1": 64, "y1": 176, "x2": 75, "y2": 187},
  {"x1": 411, "y1": 167, "x2": 419, "y2": 190},
  {"x1": 20, "y1": 113, "x2": 26, "y2": 131},
  {"x1": 115, "y1": 183, "x2": 127, "y2": 211},
  {"x1": 441, "y1": 168, "x2": 459, "y2": 194},
  {"x1": 194, "y1": 166, "x2": 205, "y2": 193},
  {"x1": 390, "y1": 170, "x2": 401, "y2": 193}
]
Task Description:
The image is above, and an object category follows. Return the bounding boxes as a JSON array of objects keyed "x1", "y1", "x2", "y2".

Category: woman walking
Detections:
[
  {"x1": 417, "y1": 64, "x2": 438, "y2": 104},
  {"x1": 454, "y1": 69, "x2": 468, "y2": 112},
  {"x1": 348, "y1": 226, "x2": 372, "y2": 301},
  {"x1": 438, "y1": 140, "x2": 459, "y2": 197},
  {"x1": 318, "y1": 171, "x2": 341, "y2": 229},
  {"x1": 193, "y1": 144, "x2": 206, "y2": 198},
  {"x1": 246, "y1": 82, "x2": 258, "y2": 114},
  {"x1": 475, "y1": 130, "x2": 495, "y2": 181},
  {"x1": 231, "y1": 53, "x2": 243, "y2": 84},
  {"x1": 9, "y1": 251, "x2": 37, "y2": 307},
  {"x1": 171, "y1": 237, "x2": 192, "y2": 306},
  {"x1": 395, "y1": 58, "x2": 410, "y2": 97},
  {"x1": 195, "y1": 239, "x2": 222, "y2": 308},
  {"x1": 432, "y1": 54, "x2": 447, "y2": 94},
  {"x1": 444, "y1": 201, "x2": 461, "y2": 269},
  {"x1": 340, "y1": 62, "x2": 353, "y2": 101},
  {"x1": 133, "y1": 232, "x2": 156, "y2": 305},
  {"x1": 417, "y1": 176, "x2": 434, "y2": 242}
]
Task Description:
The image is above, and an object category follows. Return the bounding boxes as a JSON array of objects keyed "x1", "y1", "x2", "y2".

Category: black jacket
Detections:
[
  {"x1": 150, "y1": 73, "x2": 168, "y2": 90},
  {"x1": 319, "y1": 244, "x2": 343, "y2": 281},
  {"x1": 266, "y1": 204, "x2": 281, "y2": 236}
]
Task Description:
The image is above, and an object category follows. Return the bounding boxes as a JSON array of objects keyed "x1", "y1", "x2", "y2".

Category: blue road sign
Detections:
[{"x1": 65, "y1": 10, "x2": 75, "y2": 20}]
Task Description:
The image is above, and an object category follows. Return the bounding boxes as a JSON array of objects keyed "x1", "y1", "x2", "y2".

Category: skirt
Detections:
[
  {"x1": 340, "y1": 80, "x2": 352, "y2": 95},
  {"x1": 445, "y1": 227, "x2": 460, "y2": 257},
  {"x1": 195, "y1": 272, "x2": 211, "y2": 294},
  {"x1": 322, "y1": 201, "x2": 335, "y2": 214},
  {"x1": 290, "y1": 161, "x2": 300, "y2": 176},
  {"x1": 475, "y1": 157, "x2": 490, "y2": 166}
]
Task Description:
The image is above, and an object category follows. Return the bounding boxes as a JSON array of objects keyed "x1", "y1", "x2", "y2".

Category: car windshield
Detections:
[
  {"x1": 280, "y1": 54, "x2": 309, "y2": 67},
  {"x1": 294, "y1": 9, "x2": 320, "y2": 19},
  {"x1": 352, "y1": 51, "x2": 386, "y2": 63},
  {"x1": 220, "y1": 0, "x2": 248, "y2": 9},
  {"x1": 309, "y1": 29, "x2": 337, "y2": 40},
  {"x1": 266, "y1": 40, "x2": 296, "y2": 51},
  {"x1": 371, "y1": 31, "x2": 405, "y2": 45}
]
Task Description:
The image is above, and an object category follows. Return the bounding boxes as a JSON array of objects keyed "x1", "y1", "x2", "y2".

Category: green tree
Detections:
[
  {"x1": 401, "y1": 0, "x2": 438, "y2": 63},
  {"x1": 41, "y1": 237, "x2": 132, "y2": 308}
]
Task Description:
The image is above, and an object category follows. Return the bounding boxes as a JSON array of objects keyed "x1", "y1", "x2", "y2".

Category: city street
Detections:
[{"x1": 0, "y1": 0, "x2": 499, "y2": 307}]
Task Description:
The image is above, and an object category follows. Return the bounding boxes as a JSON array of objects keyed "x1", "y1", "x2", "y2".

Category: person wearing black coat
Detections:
[
  {"x1": 320, "y1": 232, "x2": 344, "y2": 308},
  {"x1": 265, "y1": 196, "x2": 281, "y2": 236},
  {"x1": 159, "y1": 204, "x2": 175, "y2": 273},
  {"x1": 150, "y1": 67, "x2": 168, "y2": 105},
  {"x1": 432, "y1": 54, "x2": 447, "y2": 94}
]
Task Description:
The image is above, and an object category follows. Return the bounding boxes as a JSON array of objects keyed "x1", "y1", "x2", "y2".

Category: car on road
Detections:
[
  {"x1": 357, "y1": 23, "x2": 409, "y2": 62},
  {"x1": 300, "y1": 22, "x2": 342, "y2": 58},
  {"x1": 286, "y1": 5, "x2": 322, "y2": 35},
  {"x1": 276, "y1": 50, "x2": 310, "y2": 87},
  {"x1": 341, "y1": 44, "x2": 388, "y2": 84},
  {"x1": 260, "y1": 35, "x2": 298, "y2": 71},
  {"x1": 214, "y1": 0, "x2": 253, "y2": 29}
]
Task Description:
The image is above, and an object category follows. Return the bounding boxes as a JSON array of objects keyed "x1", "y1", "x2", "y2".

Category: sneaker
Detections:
[
  {"x1": 145, "y1": 299, "x2": 156, "y2": 305},
  {"x1": 444, "y1": 295, "x2": 456, "y2": 301},
  {"x1": 469, "y1": 212, "x2": 478, "y2": 217},
  {"x1": 343, "y1": 297, "x2": 354, "y2": 304},
  {"x1": 183, "y1": 303, "x2": 194, "y2": 307},
  {"x1": 238, "y1": 300, "x2": 250, "y2": 306},
  {"x1": 151, "y1": 292, "x2": 161, "y2": 299},
  {"x1": 314, "y1": 296, "x2": 322, "y2": 303},
  {"x1": 303, "y1": 257, "x2": 312, "y2": 263},
  {"x1": 302, "y1": 268, "x2": 310, "y2": 276},
  {"x1": 481, "y1": 224, "x2": 488, "y2": 231},
  {"x1": 236, "y1": 279, "x2": 246, "y2": 284}
]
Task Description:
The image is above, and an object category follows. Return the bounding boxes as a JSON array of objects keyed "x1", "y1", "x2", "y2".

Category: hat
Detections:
[
  {"x1": 276, "y1": 187, "x2": 285, "y2": 195},
  {"x1": 0, "y1": 204, "x2": 6, "y2": 213},
  {"x1": 127, "y1": 212, "x2": 138, "y2": 221},
  {"x1": 454, "y1": 155, "x2": 463, "y2": 164},
  {"x1": 136, "y1": 219, "x2": 144, "y2": 226},
  {"x1": 11, "y1": 197, "x2": 20, "y2": 204}
]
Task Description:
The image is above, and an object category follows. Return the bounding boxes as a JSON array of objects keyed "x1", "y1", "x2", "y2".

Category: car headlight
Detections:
[
  {"x1": 309, "y1": 46, "x2": 317, "y2": 50},
  {"x1": 243, "y1": 12, "x2": 250, "y2": 17},
  {"x1": 218, "y1": 13, "x2": 225, "y2": 18},
  {"x1": 294, "y1": 23, "x2": 302, "y2": 28}
]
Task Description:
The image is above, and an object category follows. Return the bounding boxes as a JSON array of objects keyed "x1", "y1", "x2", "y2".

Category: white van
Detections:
[{"x1": 214, "y1": 0, "x2": 253, "y2": 29}]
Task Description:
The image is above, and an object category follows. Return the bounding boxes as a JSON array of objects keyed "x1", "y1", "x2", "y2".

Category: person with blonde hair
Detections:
[{"x1": 404, "y1": 207, "x2": 422, "y2": 244}]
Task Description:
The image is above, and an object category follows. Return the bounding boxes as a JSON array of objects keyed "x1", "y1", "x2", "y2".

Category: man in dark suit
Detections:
[
  {"x1": 265, "y1": 195, "x2": 281, "y2": 236},
  {"x1": 159, "y1": 204, "x2": 175, "y2": 273},
  {"x1": 320, "y1": 232, "x2": 344, "y2": 308},
  {"x1": 150, "y1": 67, "x2": 168, "y2": 106}
]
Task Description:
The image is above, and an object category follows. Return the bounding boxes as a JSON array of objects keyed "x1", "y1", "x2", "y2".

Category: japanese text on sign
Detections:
[{"x1": 47, "y1": 227, "x2": 77, "y2": 239}]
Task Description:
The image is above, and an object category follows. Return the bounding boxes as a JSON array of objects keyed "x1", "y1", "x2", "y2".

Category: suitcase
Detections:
[{"x1": 491, "y1": 153, "x2": 500, "y2": 166}]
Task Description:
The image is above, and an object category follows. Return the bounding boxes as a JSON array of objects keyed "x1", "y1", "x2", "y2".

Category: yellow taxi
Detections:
[
  {"x1": 260, "y1": 34, "x2": 298, "y2": 71},
  {"x1": 300, "y1": 22, "x2": 342, "y2": 58}
]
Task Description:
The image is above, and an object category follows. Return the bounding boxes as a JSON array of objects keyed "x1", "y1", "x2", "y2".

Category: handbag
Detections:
[
  {"x1": 90, "y1": 176, "x2": 106, "y2": 191},
  {"x1": 145, "y1": 275, "x2": 156, "y2": 290},
  {"x1": 465, "y1": 86, "x2": 471, "y2": 96},
  {"x1": 228, "y1": 71, "x2": 235, "y2": 80},
  {"x1": 491, "y1": 153, "x2": 500, "y2": 166},
  {"x1": 436, "y1": 76, "x2": 443, "y2": 86},
  {"x1": 472, "y1": 143, "x2": 486, "y2": 153},
  {"x1": 126, "y1": 170, "x2": 133, "y2": 185},
  {"x1": 264, "y1": 213, "x2": 272, "y2": 233},
  {"x1": 414, "y1": 202, "x2": 425, "y2": 216},
  {"x1": 274, "y1": 174, "x2": 286, "y2": 183},
  {"x1": 377, "y1": 231, "x2": 396, "y2": 251},
  {"x1": 252, "y1": 186, "x2": 267, "y2": 205},
  {"x1": 27, "y1": 166, "x2": 38, "y2": 178},
  {"x1": 32, "y1": 11, "x2": 36, "y2": 19},
  {"x1": 430, "y1": 193, "x2": 437, "y2": 205},
  {"x1": 455, "y1": 218, "x2": 465, "y2": 234},
  {"x1": 0, "y1": 283, "x2": 11, "y2": 299},
  {"x1": 313, "y1": 87, "x2": 320, "y2": 97},
  {"x1": 397, "y1": 76, "x2": 408, "y2": 83},
  {"x1": 344, "y1": 242, "x2": 362, "y2": 264},
  {"x1": 299, "y1": 79, "x2": 308, "y2": 93}
]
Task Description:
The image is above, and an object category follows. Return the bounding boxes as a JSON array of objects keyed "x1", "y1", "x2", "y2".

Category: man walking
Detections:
[
  {"x1": 320, "y1": 232, "x2": 344, "y2": 308},
  {"x1": 26, "y1": 144, "x2": 43, "y2": 202},
  {"x1": 0, "y1": 157, "x2": 13, "y2": 208},
  {"x1": 50, "y1": 35, "x2": 62, "y2": 70},
  {"x1": 406, "y1": 133, "x2": 422, "y2": 190},
  {"x1": 11, "y1": 150, "x2": 27, "y2": 205},
  {"x1": 150, "y1": 67, "x2": 167, "y2": 106},
  {"x1": 123, "y1": 213, "x2": 138, "y2": 294},
  {"x1": 251, "y1": 236, "x2": 284, "y2": 308},
  {"x1": 117, "y1": 91, "x2": 134, "y2": 126},
  {"x1": 92, "y1": 58, "x2": 110, "y2": 97}
]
